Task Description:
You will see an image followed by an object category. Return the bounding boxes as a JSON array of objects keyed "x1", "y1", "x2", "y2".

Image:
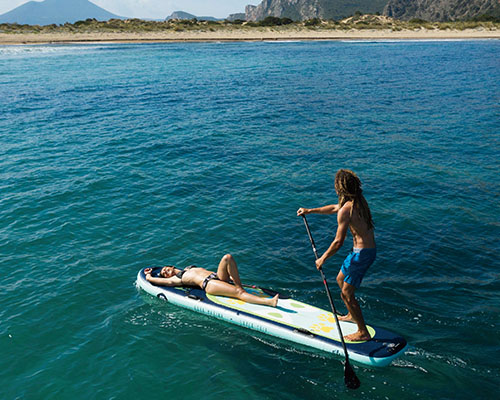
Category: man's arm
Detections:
[
  {"x1": 315, "y1": 205, "x2": 350, "y2": 269},
  {"x1": 297, "y1": 204, "x2": 340, "y2": 216}
]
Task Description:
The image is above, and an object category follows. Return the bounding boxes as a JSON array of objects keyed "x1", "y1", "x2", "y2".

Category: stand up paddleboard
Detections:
[{"x1": 136, "y1": 267, "x2": 407, "y2": 367}]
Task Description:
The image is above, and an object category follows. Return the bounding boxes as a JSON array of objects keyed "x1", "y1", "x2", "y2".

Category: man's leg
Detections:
[
  {"x1": 336, "y1": 270, "x2": 345, "y2": 289},
  {"x1": 336, "y1": 270, "x2": 353, "y2": 322},
  {"x1": 340, "y1": 281, "x2": 371, "y2": 341}
]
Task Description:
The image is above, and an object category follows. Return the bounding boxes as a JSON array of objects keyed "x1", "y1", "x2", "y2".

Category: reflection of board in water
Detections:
[{"x1": 136, "y1": 267, "x2": 407, "y2": 367}]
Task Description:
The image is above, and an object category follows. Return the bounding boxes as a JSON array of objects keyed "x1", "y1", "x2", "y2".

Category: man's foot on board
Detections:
[
  {"x1": 337, "y1": 313, "x2": 354, "y2": 322},
  {"x1": 344, "y1": 331, "x2": 371, "y2": 342}
]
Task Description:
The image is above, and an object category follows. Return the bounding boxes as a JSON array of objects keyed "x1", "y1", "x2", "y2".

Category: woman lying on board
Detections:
[{"x1": 144, "y1": 253, "x2": 278, "y2": 307}]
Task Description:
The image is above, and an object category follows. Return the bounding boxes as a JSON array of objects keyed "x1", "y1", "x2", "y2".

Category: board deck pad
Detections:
[
  {"x1": 208, "y1": 287, "x2": 376, "y2": 344},
  {"x1": 137, "y1": 267, "x2": 407, "y2": 366}
]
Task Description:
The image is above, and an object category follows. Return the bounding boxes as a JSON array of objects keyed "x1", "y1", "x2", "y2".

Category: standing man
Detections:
[{"x1": 297, "y1": 169, "x2": 376, "y2": 341}]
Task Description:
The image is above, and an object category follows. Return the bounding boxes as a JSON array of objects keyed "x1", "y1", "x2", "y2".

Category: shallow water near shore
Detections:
[{"x1": 1, "y1": 40, "x2": 499, "y2": 399}]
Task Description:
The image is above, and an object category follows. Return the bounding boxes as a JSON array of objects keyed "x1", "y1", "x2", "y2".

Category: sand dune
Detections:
[{"x1": 0, "y1": 27, "x2": 498, "y2": 44}]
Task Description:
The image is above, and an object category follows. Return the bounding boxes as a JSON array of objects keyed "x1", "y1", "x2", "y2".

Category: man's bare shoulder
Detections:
[{"x1": 337, "y1": 202, "x2": 352, "y2": 220}]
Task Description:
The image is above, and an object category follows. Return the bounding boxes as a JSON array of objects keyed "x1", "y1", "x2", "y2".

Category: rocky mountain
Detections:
[
  {"x1": 383, "y1": 0, "x2": 500, "y2": 21},
  {"x1": 166, "y1": 11, "x2": 219, "y2": 21},
  {"x1": 245, "y1": 0, "x2": 388, "y2": 21},
  {"x1": 227, "y1": 13, "x2": 247, "y2": 21},
  {"x1": 0, "y1": 0, "x2": 124, "y2": 25}
]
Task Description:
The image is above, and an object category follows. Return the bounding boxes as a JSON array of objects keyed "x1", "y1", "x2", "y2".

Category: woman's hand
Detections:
[
  {"x1": 297, "y1": 207, "x2": 309, "y2": 216},
  {"x1": 144, "y1": 268, "x2": 152, "y2": 279}
]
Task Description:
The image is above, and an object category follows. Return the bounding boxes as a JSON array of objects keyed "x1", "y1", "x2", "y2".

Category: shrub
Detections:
[
  {"x1": 259, "y1": 16, "x2": 282, "y2": 26},
  {"x1": 304, "y1": 18, "x2": 321, "y2": 26},
  {"x1": 355, "y1": 21, "x2": 372, "y2": 29},
  {"x1": 258, "y1": 16, "x2": 293, "y2": 26},
  {"x1": 409, "y1": 18, "x2": 428, "y2": 24},
  {"x1": 178, "y1": 19, "x2": 195, "y2": 26}
]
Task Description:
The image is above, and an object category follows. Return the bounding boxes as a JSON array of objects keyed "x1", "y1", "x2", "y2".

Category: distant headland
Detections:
[{"x1": 1, "y1": 0, "x2": 499, "y2": 26}]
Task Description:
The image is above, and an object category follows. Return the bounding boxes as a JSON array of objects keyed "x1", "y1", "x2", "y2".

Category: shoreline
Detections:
[{"x1": 0, "y1": 28, "x2": 498, "y2": 45}]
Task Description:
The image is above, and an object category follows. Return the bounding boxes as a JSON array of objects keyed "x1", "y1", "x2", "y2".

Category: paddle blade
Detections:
[{"x1": 344, "y1": 360, "x2": 361, "y2": 390}]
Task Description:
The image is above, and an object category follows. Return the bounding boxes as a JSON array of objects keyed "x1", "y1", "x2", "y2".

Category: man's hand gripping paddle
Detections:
[{"x1": 301, "y1": 215, "x2": 361, "y2": 390}]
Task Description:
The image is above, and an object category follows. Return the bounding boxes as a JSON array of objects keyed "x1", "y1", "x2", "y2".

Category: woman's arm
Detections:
[
  {"x1": 297, "y1": 204, "x2": 340, "y2": 216},
  {"x1": 145, "y1": 273, "x2": 181, "y2": 287}
]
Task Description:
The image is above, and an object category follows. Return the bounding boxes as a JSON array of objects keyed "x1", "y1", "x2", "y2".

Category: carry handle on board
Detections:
[{"x1": 301, "y1": 215, "x2": 361, "y2": 390}]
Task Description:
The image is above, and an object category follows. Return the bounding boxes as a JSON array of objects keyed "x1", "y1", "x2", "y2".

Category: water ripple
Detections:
[{"x1": 0, "y1": 40, "x2": 499, "y2": 400}]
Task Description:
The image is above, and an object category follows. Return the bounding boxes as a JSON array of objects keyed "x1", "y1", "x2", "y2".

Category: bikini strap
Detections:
[{"x1": 176, "y1": 265, "x2": 197, "y2": 284}]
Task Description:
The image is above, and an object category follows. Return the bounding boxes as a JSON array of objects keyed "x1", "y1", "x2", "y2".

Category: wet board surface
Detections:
[{"x1": 137, "y1": 267, "x2": 407, "y2": 367}]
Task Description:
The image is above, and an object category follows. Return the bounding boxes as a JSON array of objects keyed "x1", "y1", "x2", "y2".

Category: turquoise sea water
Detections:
[{"x1": 1, "y1": 40, "x2": 499, "y2": 399}]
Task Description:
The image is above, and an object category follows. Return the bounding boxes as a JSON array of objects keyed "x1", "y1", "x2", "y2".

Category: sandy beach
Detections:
[{"x1": 0, "y1": 27, "x2": 498, "y2": 44}]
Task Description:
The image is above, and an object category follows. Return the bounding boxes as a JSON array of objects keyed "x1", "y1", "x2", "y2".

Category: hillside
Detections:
[
  {"x1": 165, "y1": 11, "x2": 219, "y2": 21},
  {"x1": 384, "y1": 0, "x2": 500, "y2": 21},
  {"x1": 0, "y1": 0, "x2": 124, "y2": 25},
  {"x1": 245, "y1": 0, "x2": 388, "y2": 21}
]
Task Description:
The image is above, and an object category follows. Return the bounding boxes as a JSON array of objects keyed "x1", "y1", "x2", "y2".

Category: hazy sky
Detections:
[{"x1": 0, "y1": 0, "x2": 258, "y2": 19}]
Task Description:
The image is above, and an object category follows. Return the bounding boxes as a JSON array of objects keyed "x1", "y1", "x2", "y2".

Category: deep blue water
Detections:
[{"x1": 0, "y1": 40, "x2": 499, "y2": 399}]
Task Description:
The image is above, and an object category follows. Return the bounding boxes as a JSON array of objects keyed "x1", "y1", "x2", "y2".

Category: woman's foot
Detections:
[{"x1": 268, "y1": 294, "x2": 279, "y2": 307}]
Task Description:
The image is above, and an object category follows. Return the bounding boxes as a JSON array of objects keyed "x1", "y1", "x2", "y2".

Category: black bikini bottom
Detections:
[{"x1": 201, "y1": 272, "x2": 219, "y2": 290}]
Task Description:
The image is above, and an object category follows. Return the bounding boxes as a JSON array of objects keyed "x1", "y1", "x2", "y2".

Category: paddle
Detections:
[{"x1": 300, "y1": 215, "x2": 361, "y2": 390}]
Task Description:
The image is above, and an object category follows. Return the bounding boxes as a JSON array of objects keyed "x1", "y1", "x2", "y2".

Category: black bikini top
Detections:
[{"x1": 175, "y1": 265, "x2": 196, "y2": 280}]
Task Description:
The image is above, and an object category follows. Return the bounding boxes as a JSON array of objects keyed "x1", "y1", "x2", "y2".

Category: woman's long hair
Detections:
[{"x1": 334, "y1": 169, "x2": 374, "y2": 230}]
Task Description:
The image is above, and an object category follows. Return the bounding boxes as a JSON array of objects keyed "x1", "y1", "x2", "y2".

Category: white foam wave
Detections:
[
  {"x1": 399, "y1": 346, "x2": 470, "y2": 371},
  {"x1": 0, "y1": 44, "x2": 101, "y2": 57},
  {"x1": 339, "y1": 38, "x2": 494, "y2": 44}
]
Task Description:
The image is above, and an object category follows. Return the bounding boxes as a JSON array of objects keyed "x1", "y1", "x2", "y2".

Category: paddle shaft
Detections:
[{"x1": 301, "y1": 215, "x2": 352, "y2": 363}]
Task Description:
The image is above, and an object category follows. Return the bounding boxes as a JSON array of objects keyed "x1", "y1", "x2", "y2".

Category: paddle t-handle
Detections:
[{"x1": 300, "y1": 214, "x2": 361, "y2": 390}]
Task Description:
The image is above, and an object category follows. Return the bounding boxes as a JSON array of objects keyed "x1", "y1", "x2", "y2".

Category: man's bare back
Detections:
[{"x1": 340, "y1": 201, "x2": 375, "y2": 249}]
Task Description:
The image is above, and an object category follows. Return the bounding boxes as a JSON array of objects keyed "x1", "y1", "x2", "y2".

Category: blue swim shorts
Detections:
[{"x1": 340, "y1": 248, "x2": 376, "y2": 289}]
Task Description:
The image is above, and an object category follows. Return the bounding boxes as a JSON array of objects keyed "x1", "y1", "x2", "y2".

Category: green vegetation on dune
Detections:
[{"x1": 0, "y1": 15, "x2": 498, "y2": 34}]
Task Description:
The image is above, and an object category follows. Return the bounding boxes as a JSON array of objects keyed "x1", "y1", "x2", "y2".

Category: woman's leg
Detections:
[
  {"x1": 216, "y1": 254, "x2": 242, "y2": 286},
  {"x1": 206, "y1": 280, "x2": 278, "y2": 307}
]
